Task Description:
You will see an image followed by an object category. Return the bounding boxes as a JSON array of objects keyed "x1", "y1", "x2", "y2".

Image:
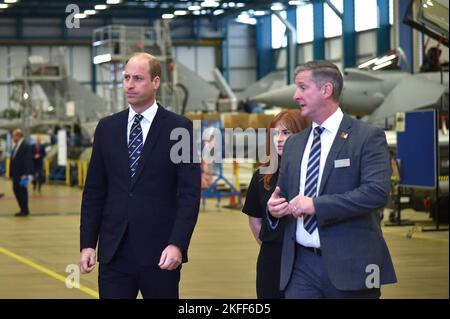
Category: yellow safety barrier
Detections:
[
  {"x1": 77, "y1": 160, "x2": 83, "y2": 187},
  {"x1": 44, "y1": 159, "x2": 50, "y2": 183},
  {"x1": 228, "y1": 160, "x2": 241, "y2": 207},
  {"x1": 65, "y1": 160, "x2": 84, "y2": 187},
  {"x1": 65, "y1": 160, "x2": 71, "y2": 186},
  {"x1": 82, "y1": 160, "x2": 88, "y2": 187},
  {"x1": 5, "y1": 157, "x2": 10, "y2": 178}
]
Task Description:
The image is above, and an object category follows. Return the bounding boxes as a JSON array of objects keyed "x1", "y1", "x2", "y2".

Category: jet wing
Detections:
[
  {"x1": 368, "y1": 74, "x2": 447, "y2": 123},
  {"x1": 237, "y1": 70, "x2": 287, "y2": 101},
  {"x1": 249, "y1": 84, "x2": 297, "y2": 108},
  {"x1": 344, "y1": 68, "x2": 384, "y2": 82}
]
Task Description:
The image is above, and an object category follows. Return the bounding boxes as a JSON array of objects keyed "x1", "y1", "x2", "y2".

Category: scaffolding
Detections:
[
  {"x1": 8, "y1": 48, "x2": 108, "y2": 136},
  {"x1": 92, "y1": 21, "x2": 181, "y2": 114}
]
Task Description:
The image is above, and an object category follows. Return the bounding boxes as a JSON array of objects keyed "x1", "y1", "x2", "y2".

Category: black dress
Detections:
[{"x1": 242, "y1": 169, "x2": 285, "y2": 299}]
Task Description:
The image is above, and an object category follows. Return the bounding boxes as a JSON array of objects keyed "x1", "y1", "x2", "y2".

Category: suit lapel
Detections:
[
  {"x1": 318, "y1": 114, "x2": 352, "y2": 195},
  {"x1": 130, "y1": 104, "x2": 166, "y2": 189},
  {"x1": 116, "y1": 109, "x2": 131, "y2": 183},
  {"x1": 291, "y1": 129, "x2": 311, "y2": 199}
]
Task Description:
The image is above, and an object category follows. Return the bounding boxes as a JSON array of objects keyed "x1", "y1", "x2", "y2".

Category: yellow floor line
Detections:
[
  {"x1": 0, "y1": 247, "x2": 99, "y2": 299},
  {"x1": 383, "y1": 230, "x2": 449, "y2": 243},
  {"x1": 405, "y1": 235, "x2": 449, "y2": 243}
]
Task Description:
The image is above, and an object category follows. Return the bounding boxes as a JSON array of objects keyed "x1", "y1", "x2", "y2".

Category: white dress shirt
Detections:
[
  {"x1": 296, "y1": 107, "x2": 344, "y2": 248},
  {"x1": 12, "y1": 138, "x2": 24, "y2": 158},
  {"x1": 127, "y1": 102, "x2": 158, "y2": 145}
]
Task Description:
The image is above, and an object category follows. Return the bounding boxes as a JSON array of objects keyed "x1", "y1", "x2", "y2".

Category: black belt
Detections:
[{"x1": 298, "y1": 244, "x2": 322, "y2": 256}]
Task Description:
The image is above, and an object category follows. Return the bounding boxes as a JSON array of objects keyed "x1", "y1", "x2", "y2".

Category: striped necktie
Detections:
[
  {"x1": 128, "y1": 114, "x2": 144, "y2": 178},
  {"x1": 303, "y1": 126, "x2": 324, "y2": 234}
]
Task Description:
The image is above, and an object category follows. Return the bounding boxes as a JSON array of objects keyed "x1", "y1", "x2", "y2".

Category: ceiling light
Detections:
[
  {"x1": 174, "y1": 10, "x2": 188, "y2": 16},
  {"x1": 375, "y1": 54, "x2": 397, "y2": 65},
  {"x1": 84, "y1": 10, "x2": 96, "y2": 15},
  {"x1": 162, "y1": 13, "x2": 174, "y2": 19},
  {"x1": 372, "y1": 61, "x2": 393, "y2": 71},
  {"x1": 201, "y1": 1, "x2": 220, "y2": 8},
  {"x1": 5, "y1": 0, "x2": 18, "y2": 4},
  {"x1": 95, "y1": 5, "x2": 108, "y2": 10},
  {"x1": 235, "y1": 16, "x2": 257, "y2": 25},
  {"x1": 358, "y1": 57, "x2": 379, "y2": 69},
  {"x1": 106, "y1": 0, "x2": 122, "y2": 4},
  {"x1": 93, "y1": 54, "x2": 112, "y2": 64},
  {"x1": 271, "y1": 3, "x2": 284, "y2": 11},
  {"x1": 0, "y1": 4, "x2": 9, "y2": 9},
  {"x1": 188, "y1": 5, "x2": 201, "y2": 11},
  {"x1": 236, "y1": 13, "x2": 256, "y2": 25},
  {"x1": 74, "y1": 13, "x2": 87, "y2": 19},
  {"x1": 213, "y1": 9, "x2": 224, "y2": 15},
  {"x1": 253, "y1": 11, "x2": 266, "y2": 16}
]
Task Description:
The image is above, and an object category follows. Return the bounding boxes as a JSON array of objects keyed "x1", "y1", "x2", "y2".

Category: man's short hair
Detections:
[
  {"x1": 12, "y1": 128, "x2": 23, "y2": 137},
  {"x1": 126, "y1": 52, "x2": 162, "y2": 80},
  {"x1": 295, "y1": 60, "x2": 343, "y2": 101}
]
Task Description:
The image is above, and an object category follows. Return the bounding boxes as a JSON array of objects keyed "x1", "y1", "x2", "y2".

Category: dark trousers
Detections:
[
  {"x1": 256, "y1": 242, "x2": 284, "y2": 299},
  {"x1": 12, "y1": 179, "x2": 29, "y2": 214},
  {"x1": 285, "y1": 244, "x2": 381, "y2": 299},
  {"x1": 33, "y1": 166, "x2": 44, "y2": 191},
  {"x1": 98, "y1": 230, "x2": 180, "y2": 299}
]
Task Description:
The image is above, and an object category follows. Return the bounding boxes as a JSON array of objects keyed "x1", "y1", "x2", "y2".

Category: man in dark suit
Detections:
[
  {"x1": 10, "y1": 128, "x2": 33, "y2": 217},
  {"x1": 79, "y1": 53, "x2": 201, "y2": 299},
  {"x1": 268, "y1": 61, "x2": 396, "y2": 298}
]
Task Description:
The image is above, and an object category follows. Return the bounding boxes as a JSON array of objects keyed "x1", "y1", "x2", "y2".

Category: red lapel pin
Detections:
[{"x1": 339, "y1": 132, "x2": 348, "y2": 140}]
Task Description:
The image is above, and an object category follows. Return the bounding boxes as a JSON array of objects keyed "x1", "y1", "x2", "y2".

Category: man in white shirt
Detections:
[
  {"x1": 268, "y1": 61, "x2": 397, "y2": 298},
  {"x1": 79, "y1": 53, "x2": 201, "y2": 298}
]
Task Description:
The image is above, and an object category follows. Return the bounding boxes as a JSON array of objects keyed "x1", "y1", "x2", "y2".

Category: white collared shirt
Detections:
[
  {"x1": 12, "y1": 138, "x2": 24, "y2": 158},
  {"x1": 127, "y1": 102, "x2": 158, "y2": 145},
  {"x1": 296, "y1": 107, "x2": 344, "y2": 248}
]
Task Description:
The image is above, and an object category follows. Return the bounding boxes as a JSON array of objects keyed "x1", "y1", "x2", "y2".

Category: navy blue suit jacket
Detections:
[
  {"x1": 278, "y1": 114, "x2": 397, "y2": 291},
  {"x1": 80, "y1": 105, "x2": 201, "y2": 266},
  {"x1": 10, "y1": 140, "x2": 33, "y2": 181}
]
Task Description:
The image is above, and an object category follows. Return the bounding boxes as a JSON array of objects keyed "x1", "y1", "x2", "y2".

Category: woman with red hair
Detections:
[{"x1": 242, "y1": 110, "x2": 310, "y2": 298}]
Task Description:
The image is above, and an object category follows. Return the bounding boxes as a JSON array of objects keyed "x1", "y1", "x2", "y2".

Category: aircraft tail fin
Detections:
[{"x1": 213, "y1": 68, "x2": 238, "y2": 111}]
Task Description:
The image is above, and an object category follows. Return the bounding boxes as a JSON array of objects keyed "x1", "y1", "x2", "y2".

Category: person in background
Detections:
[
  {"x1": 10, "y1": 128, "x2": 33, "y2": 217},
  {"x1": 32, "y1": 136, "x2": 46, "y2": 193},
  {"x1": 242, "y1": 110, "x2": 310, "y2": 299}
]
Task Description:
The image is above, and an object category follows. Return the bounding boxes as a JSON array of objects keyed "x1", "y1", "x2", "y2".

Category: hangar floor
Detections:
[{"x1": 0, "y1": 177, "x2": 448, "y2": 299}]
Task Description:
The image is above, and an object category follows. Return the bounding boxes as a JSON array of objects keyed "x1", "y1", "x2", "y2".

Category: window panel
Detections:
[
  {"x1": 297, "y1": 4, "x2": 314, "y2": 43},
  {"x1": 324, "y1": 0, "x2": 343, "y2": 38},
  {"x1": 271, "y1": 11, "x2": 287, "y2": 49},
  {"x1": 355, "y1": 0, "x2": 378, "y2": 32}
]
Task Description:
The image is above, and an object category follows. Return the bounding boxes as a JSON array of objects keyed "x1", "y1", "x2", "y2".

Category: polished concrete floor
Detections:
[{"x1": 0, "y1": 177, "x2": 448, "y2": 299}]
